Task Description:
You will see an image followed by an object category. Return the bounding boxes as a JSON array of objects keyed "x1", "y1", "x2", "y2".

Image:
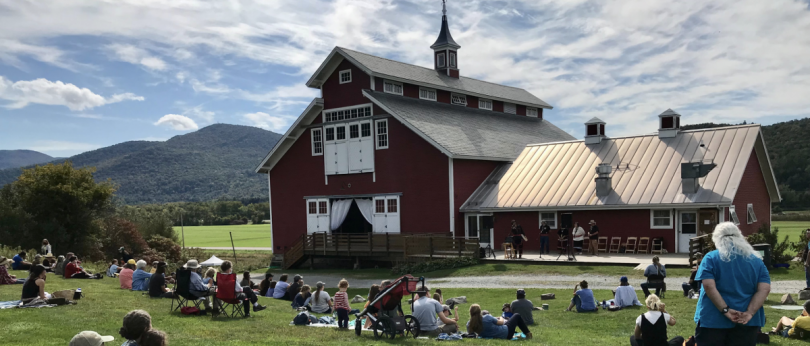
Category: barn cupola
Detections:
[
  {"x1": 584, "y1": 117, "x2": 606, "y2": 145},
  {"x1": 658, "y1": 108, "x2": 681, "y2": 138},
  {"x1": 431, "y1": 0, "x2": 461, "y2": 78}
]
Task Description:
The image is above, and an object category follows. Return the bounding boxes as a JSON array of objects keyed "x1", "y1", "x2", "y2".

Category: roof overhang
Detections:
[
  {"x1": 460, "y1": 203, "x2": 731, "y2": 213},
  {"x1": 255, "y1": 98, "x2": 324, "y2": 174},
  {"x1": 753, "y1": 129, "x2": 782, "y2": 203}
]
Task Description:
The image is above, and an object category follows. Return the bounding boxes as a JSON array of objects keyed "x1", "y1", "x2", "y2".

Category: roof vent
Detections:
[
  {"x1": 585, "y1": 117, "x2": 606, "y2": 145},
  {"x1": 658, "y1": 109, "x2": 681, "y2": 138},
  {"x1": 681, "y1": 161, "x2": 717, "y2": 194},
  {"x1": 595, "y1": 163, "x2": 612, "y2": 197}
]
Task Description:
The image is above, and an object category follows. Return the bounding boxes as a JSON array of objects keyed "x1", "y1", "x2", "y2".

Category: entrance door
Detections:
[
  {"x1": 678, "y1": 211, "x2": 697, "y2": 253},
  {"x1": 466, "y1": 214, "x2": 494, "y2": 248}
]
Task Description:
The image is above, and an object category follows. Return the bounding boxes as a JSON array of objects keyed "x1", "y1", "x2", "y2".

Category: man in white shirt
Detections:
[
  {"x1": 614, "y1": 276, "x2": 642, "y2": 308},
  {"x1": 572, "y1": 222, "x2": 586, "y2": 255}
]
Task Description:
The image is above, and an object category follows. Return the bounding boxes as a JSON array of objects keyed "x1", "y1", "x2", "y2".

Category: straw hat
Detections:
[
  {"x1": 44, "y1": 253, "x2": 56, "y2": 260},
  {"x1": 0, "y1": 256, "x2": 9, "y2": 266},
  {"x1": 184, "y1": 259, "x2": 200, "y2": 269},
  {"x1": 69, "y1": 331, "x2": 114, "y2": 346}
]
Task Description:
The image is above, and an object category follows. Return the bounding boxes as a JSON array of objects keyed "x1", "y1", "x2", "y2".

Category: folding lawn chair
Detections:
[
  {"x1": 212, "y1": 273, "x2": 248, "y2": 319},
  {"x1": 171, "y1": 269, "x2": 205, "y2": 312}
]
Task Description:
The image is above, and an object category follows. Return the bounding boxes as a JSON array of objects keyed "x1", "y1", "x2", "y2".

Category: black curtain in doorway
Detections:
[{"x1": 334, "y1": 200, "x2": 372, "y2": 234}]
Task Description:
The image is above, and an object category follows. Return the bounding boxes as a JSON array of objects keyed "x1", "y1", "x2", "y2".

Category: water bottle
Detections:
[{"x1": 74, "y1": 288, "x2": 82, "y2": 300}]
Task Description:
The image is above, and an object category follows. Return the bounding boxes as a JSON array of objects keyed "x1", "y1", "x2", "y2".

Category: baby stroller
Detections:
[{"x1": 354, "y1": 274, "x2": 424, "y2": 340}]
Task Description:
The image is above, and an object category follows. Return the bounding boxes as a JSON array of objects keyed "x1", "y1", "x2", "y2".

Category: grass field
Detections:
[
  {"x1": 173, "y1": 224, "x2": 272, "y2": 248},
  {"x1": 2, "y1": 269, "x2": 808, "y2": 346},
  {"x1": 774, "y1": 221, "x2": 810, "y2": 243}
]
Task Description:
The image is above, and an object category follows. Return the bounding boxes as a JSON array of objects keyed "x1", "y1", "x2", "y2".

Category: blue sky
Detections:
[{"x1": 1, "y1": 0, "x2": 809, "y2": 157}]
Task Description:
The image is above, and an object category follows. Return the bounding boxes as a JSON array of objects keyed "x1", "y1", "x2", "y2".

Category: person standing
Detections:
[
  {"x1": 40, "y1": 239, "x2": 51, "y2": 255},
  {"x1": 572, "y1": 222, "x2": 586, "y2": 255},
  {"x1": 539, "y1": 221, "x2": 551, "y2": 255},
  {"x1": 803, "y1": 229, "x2": 810, "y2": 290},
  {"x1": 693, "y1": 222, "x2": 771, "y2": 346},
  {"x1": 510, "y1": 220, "x2": 526, "y2": 259},
  {"x1": 588, "y1": 220, "x2": 600, "y2": 256}
]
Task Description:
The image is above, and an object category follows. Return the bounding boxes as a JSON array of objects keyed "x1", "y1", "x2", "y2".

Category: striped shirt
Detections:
[{"x1": 334, "y1": 291, "x2": 350, "y2": 310}]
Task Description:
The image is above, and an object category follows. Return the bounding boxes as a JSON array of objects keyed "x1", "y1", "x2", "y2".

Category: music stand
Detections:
[{"x1": 556, "y1": 228, "x2": 577, "y2": 262}]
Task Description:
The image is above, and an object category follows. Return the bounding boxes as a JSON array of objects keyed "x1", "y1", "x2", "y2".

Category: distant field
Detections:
[
  {"x1": 773, "y1": 220, "x2": 810, "y2": 242},
  {"x1": 173, "y1": 224, "x2": 272, "y2": 248}
]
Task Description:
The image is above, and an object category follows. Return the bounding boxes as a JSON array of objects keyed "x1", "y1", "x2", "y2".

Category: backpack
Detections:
[
  {"x1": 293, "y1": 312, "x2": 311, "y2": 325},
  {"x1": 180, "y1": 307, "x2": 200, "y2": 315}
]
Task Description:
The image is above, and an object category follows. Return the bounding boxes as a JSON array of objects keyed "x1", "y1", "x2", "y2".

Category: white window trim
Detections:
[
  {"x1": 451, "y1": 93, "x2": 467, "y2": 106},
  {"x1": 437, "y1": 53, "x2": 446, "y2": 68},
  {"x1": 729, "y1": 205, "x2": 740, "y2": 225},
  {"x1": 650, "y1": 209, "x2": 673, "y2": 229},
  {"x1": 419, "y1": 87, "x2": 437, "y2": 101},
  {"x1": 449, "y1": 52, "x2": 456, "y2": 67},
  {"x1": 478, "y1": 99, "x2": 493, "y2": 110},
  {"x1": 539, "y1": 211, "x2": 557, "y2": 230},
  {"x1": 527, "y1": 107, "x2": 538, "y2": 117},
  {"x1": 311, "y1": 128, "x2": 323, "y2": 156},
  {"x1": 322, "y1": 103, "x2": 373, "y2": 123},
  {"x1": 375, "y1": 119, "x2": 389, "y2": 150},
  {"x1": 338, "y1": 69, "x2": 352, "y2": 84},
  {"x1": 383, "y1": 80, "x2": 403, "y2": 96},
  {"x1": 746, "y1": 203, "x2": 757, "y2": 224}
]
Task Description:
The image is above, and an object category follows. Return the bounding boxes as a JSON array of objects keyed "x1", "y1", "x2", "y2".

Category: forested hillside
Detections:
[{"x1": 0, "y1": 150, "x2": 54, "y2": 169}]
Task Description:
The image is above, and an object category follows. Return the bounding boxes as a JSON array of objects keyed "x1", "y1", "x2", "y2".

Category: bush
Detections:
[
  {"x1": 746, "y1": 223, "x2": 793, "y2": 264},
  {"x1": 98, "y1": 217, "x2": 149, "y2": 261},
  {"x1": 391, "y1": 256, "x2": 479, "y2": 276},
  {"x1": 146, "y1": 235, "x2": 182, "y2": 264}
]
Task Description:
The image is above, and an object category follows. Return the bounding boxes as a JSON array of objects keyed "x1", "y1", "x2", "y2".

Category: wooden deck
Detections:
[{"x1": 481, "y1": 251, "x2": 691, "y2": 268}]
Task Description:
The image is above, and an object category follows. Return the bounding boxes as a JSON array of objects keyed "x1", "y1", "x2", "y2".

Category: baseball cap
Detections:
[
  {"x1": 70, "y1": 331, "x2": 114, "y2": 346},
  {"x1": 620, "y1": 276, "x2": 628, "y2": 283},
  {"x1": 516, "y1": 289, "x2": 526, "y2": 296}
]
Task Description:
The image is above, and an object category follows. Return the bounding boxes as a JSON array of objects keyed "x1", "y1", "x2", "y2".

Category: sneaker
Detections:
[{"x1": 254, "y1": 305, "x2": 267, "y2": 312}]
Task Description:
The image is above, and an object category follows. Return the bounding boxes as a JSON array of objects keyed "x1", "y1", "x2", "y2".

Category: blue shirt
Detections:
[
  {"x1": 693, "y1": 249, "x2": 770, "y2": 328},
  {"x1": 108, "y1": 264, "x2": 119, "y2": 277},
  {"x1": 273, "y1": 281, "x2": 289, "y2": 299},
  {"x1": 575, "y1": 289, "x2": 597, "y2": 311},
  {"x1": 131, "y1": 269, "x2": 152, "y2": 291},
  {"x1": 480, "y1": 314, "x2": 508, "y2": 339},
  {"x1": 643, "y1": 263, "x2": 666, "y2": 277},
  {"x1": 11, "y1": 255, "x2": 23, "y2": 270},
  {"x1": 189, "y1": 271, "x2": 207, "y2": 292}
]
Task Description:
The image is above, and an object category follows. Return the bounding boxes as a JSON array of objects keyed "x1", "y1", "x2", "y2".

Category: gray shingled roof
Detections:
[
  {"x1": 364, "y1": 90, "x2": 574, "y2": 160},
  {"x1": 340, "y1": 47, "x2": 552, "y2": 109}
]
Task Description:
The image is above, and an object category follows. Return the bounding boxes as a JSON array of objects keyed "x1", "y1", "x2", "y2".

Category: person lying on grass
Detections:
[
  {"x1": 467, "y1": 303, "x2": 532, "y2": 339},
  {"x1": 772, "y1": 300, "x2": 810, "y2": 338},
  {"x1": 566, "y1": 280, "x2": 598, "y2": 313},
  {"x1": 630, "y1": 294, "x2": 683, "y2": 346},
  {"x1": 65, "y1": 256, "x2": 99, "y2": 279},
  {"x1": 22, "y1": 265, "x2": 48, "y2": 301}
]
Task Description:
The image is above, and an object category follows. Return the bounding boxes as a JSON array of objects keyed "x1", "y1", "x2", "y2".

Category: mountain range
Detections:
[
  {"x1": 0, "y1": 124, "x2": 282, "y2": 204},
  {"x1": 0, "y1": 150, "x2": 58, "y2": 170}
]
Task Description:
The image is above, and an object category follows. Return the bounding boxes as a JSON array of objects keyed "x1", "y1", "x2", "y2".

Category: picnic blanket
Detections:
[
  {"x1": 0, "y1": 300, "x2": 57, "y2": 310},
  {"x1": 770, "y1": 305, "x2": 806, "y2": 311}
]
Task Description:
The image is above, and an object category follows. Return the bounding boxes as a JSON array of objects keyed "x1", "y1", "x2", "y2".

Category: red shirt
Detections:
[
  {"x1": 64, "y1": 262, "x2": 80, "y2": 278},
  {"x1": 334, "y1": 291, "x2": 350, "y2": 310}
]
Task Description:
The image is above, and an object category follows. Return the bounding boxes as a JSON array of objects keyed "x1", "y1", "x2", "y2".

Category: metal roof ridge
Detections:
[
  {"x1": 364, "y1": 89, "x2": 546, "y2": 121},
  {"x1": 525, "y1": 124, "x2": 762, "y2": 148},
  {"x1": 679, "y1": 123, "x2": 761, "y2": 133}
]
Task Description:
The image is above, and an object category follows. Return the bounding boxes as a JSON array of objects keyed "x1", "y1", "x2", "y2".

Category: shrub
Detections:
[
  {"x1": 98, "y1": 217, "x2": 150, "y2": 261},
  {"x1": 146, "y1": 235, "x2": 182, "y2": 264},
  {"x1": 391, "y1": 256, "x2": 479, "y2": 276},
  {"x1": 746, "y1": 223, "x2": 792, "y2": 264}
]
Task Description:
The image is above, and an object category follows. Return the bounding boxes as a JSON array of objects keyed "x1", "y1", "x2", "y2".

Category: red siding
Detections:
[
  {"x1": 375, "y1": 77, "x2": 384, "y2": 92},
  {"x1": 732, "y1": 148, "x2": 772, "y2": 236},
  {"x1": 466, "y1": 95, "x2": 479, "y2": 109},
  {"x1": 493, "y1": 212, "x2": 540, "y2": 247},
  {"x1": 449, "y1": 69, "x2": 459, "y2": 78},
  {"x1": 403, "y1": 83, "x2": 419, "y2": 99},
  {"x1": 437, "y1": 89, "x2": 451, "y2": 104},
  {"x1": 269, "y1": 116, "x2": 450, "y2": 253},
  {"x1": 453, "y1": 160, "x2": 501, "y2": 236},
  {"x1": 493, "y1": 100, "x2": 504, "y2": 113},
  {"x1": 323, "y1": 60, "x2": 370, "y2": 110},
  {"x1": 516, "y1": 105, "x2": 526, "y2": 116}
]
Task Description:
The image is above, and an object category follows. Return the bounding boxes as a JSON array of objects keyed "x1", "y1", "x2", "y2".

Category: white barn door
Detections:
[
  {"x1": 372, "y1": 195, "x2": 400, "y2": 233},
  {"x1": 360, "y1": 121, "x2": 374, "y2": 172},
  {"x1": 335, "y1": 125, "x2": 349, "y2": 174},
  {"x1": 324, "y1": 126, "x2": 338, "y2": 175},
  {"x1": 373, "y1": 197, "x2": 387, "y2": 233},
  {"x1": 306, "y1": 200, "x2": 318, "y2": 234},
  {"x1": 316, "y1": 199, "x2": 330, "y2": 232},
  {"x1": 348, "y1": 123, "x2": 362, "y2": 173}
]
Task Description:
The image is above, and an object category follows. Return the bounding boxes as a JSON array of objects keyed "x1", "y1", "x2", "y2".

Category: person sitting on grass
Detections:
[
  {"x1": 107, "y1": 259, "x2": 119, "y2": 278},
  {"x1": 137, "y1": 329, "x2": 168, "y2": 346},
  {"x1": 0, "y1": 256, "x2": 25, "y2": 284},
  {"x1": 682, "y1": 252, "x2": 703, "y2": 297},
  {"x1": 202, "y1": 267, "x2": 217, "y2": 287},
  {"x1": 467, "y1": 303, "x2": 532, "y2": 339},
  {"x1": 286, "y1": 274, "x2": 304, "y2": 301},
  {"x1": 272, "y1": 274, "x2": 290, "y2": 299},
  {"x1": 293, "y1": 284, "x2": 312, "y2": 310},
  {"x1": 433, "y1": 292, "x2": 443, "y2": 304},
  {"x1": 69, "y1": 331, "x2": 114, "y2": 346},
  {"x1": 510, "y1": 289, "x2": 534, "y2": 325},
  {"x1": 119, "y1": 310, "x2": 153, "y2": 346},
  {"x1": 502, "y1": 304, "x2": 513, "y2": 319},
  {"x1": 54, "y1": 255, "x2": 66, "y2": 276},
  {"x1": 439, "y1": 304, "x2": 460, "y2": 333},
  {"x1": 630, "y1": 294, "x2": 683, "y2": 346},
  {"x1": 21, "y1": 265, "x2": 49, "y2": 301},
  {"x1": 214, "y1": 260, "x2": 266, "y2": 317},
  {"x1": 131, "y1": 260, "x2": 152, "y2": 291},
  {"x1": 11, "y1": 251, "x2": 32, "y2": 271},
  {"x1": 148, "y1": 262, "x2": 174, "y2": 298},
  {"x1": 772, "y1": 300, "x2": 810, "y2": 338},
  {"x1": 258, "y1": 273, "x2": 274, "y2": 296},
  {"x1": 65, "y1": 256, "x2": 96, "y2": 279},
  {"x1": 240, "y1": 271, "x2": 256, "y2": 290},
  {"x1": 566, "y1": 280, "x2": 598, "y2": 313},
  {"x1": 615, "y1": 276, "x2": 643, "y2": 308},
  {"x1": 412, "y1": 286, "x2": 457, "y2": 337},
  {"x1": 119, "y1": 263, "x2": 135, "y2": 289},
  {"x1": 363, "y1": 284, "x2": 382, "y2": 329},
  {"x1": 379, "y1": 280, "x2": 404, "y2": 318},
  {"x1": 310, "y1": 281, "x2": 332, "y2": 314}
]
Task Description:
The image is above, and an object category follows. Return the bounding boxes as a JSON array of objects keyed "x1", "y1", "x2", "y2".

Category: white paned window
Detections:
[
  {"x1": 650, "y1": 209, "x2": 672, "y2": 229},
  {"x1": 527, "y1": 107, "x2": 538, "y2": 117},
  {"x1": 339, "y1": 69, "x2": 352, "y2": 84},
  {"x1": 504, "y1": 102, "x2": 516, "y2": 114},
  {"x1": 323, "y1": 104, "x2": 372, "y2": 123},
  {"x1": 451, "y1": 94, "x2": 467, "y2": 106},
  {"x1": 747, "y1": 204, "x2": 757, "y2": 224},
  {"x1": 478, "y1": 99, "x2": 493, "y2": 110},
  {"x1": 419, "y1": 88, "x2": 437, "y2": 101},
  {"x1": 449, "y1": 52, "x2": 456, "y2": 67},
  {"x1": 375, "y1": 119, "x2": 389, "y2": 149},
  {"x1": 311, "y1": 128, "x2": 323, "y2": 156},
  {"x1": 539, "y1": 212, "x2": 557, "y2": 229},
  {"x1": 729, "y1": 206, "x2": 740, "y2": 225},
  {"x1": 437, "y1": 53, "x2": 446, "y2": 68},
  {"x1": 383, "y1": 80, "x2": 403, "y2": 95}
]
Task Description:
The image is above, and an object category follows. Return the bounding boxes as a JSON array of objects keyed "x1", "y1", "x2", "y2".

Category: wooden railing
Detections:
[
  {"x1": 403, "y1": 236, "x2": 479, "y2": 260},
  {"x1": 689, "y1": 234, "x2": 711, "y2": 264},
  {"x1": 282, "y1": 234, "x2": 306, "y2": 269}
]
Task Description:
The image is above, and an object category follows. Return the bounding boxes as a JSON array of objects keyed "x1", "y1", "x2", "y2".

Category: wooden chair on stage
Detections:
[
  {"x1": 609, "y1": 237, "x2": 621, "y2": 253},
  {"x1": 624, "y1": 237, "x2": 638, "y2": 254},
  {"x1": 651, "y1": 238, "x2": 664, "y2": 254},
  {"x1": 637, "y1": 237, "x2": 650, "y2": 254},
  {"x1": 502, "y1": 236, "x2": 515, "y2": 259},
  {"x1": 597, "y1": 237, "x2": 608, "y2": 253}
]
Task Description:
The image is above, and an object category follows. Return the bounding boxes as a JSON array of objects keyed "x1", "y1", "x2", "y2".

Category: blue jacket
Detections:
[{"x1": 131, "y1": 269, "x2": 152, "y2": 291}]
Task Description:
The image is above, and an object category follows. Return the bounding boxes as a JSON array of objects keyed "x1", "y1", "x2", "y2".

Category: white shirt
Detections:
[
  {"x1": 635, "y1": 311, "x2": 671, "y2": 327},
  {"x1": 572, "y1": 227, "x2": 585, "y2": 241},
  {"x1": 614, "y1": 285, "x2": 642, "y2": 307}
]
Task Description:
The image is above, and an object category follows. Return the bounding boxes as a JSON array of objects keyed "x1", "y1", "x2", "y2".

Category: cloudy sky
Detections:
[{"x1": 1, "y1": 0, "x2": 809, "y2": 157}]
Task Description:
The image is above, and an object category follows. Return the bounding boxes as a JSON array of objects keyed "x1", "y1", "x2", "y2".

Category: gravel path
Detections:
[{"x1": 251, "y1": 272, "x2": 805, "y2": 294}]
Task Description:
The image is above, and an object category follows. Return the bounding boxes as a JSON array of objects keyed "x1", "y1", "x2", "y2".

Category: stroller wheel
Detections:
[
  {"x1": 403, "y1": 314, "x2": 420, "y2": 339},
  {"x1": 354, "y1": 318, "x2": 362, "y2": 336},
  {"x1": 373, "y1": 319, "x2": 395, "y2": 340}
]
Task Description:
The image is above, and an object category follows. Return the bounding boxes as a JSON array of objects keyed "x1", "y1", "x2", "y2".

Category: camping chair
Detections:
[
  {"x1": 651, "y1": 238, "x2": 664, "y2": 254},
  {"x1": 212, "y1": 273, "x2": 248, "y2": 319},
  {"x1": 646, "y1": 265, "x2": 667, "y2": 298},
  {"x1": 608, "y1": 237, "x2": 621, "y2": 253},
  {"x1": 597, "y1": 237, "x2": 608, "y2": 253},
  {"x1": 637, "y1": 237, "x2": 650, "y2": 254},
  {"x1": 624, "y1": 237, "x2": 638, "y2": 254},
  {"x1": 170, "y1": 269, "x2": 205, "y2": 312}
]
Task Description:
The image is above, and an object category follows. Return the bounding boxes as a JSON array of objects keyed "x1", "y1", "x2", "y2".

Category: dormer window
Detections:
[
  {"x1": 451, "y1": 94, "x2": 467, "y2": 106},
  {"x1": 527, "y1": 107, "x2": 538, "y2": 117},
  {"x1": 339, "y1": 70, "x2": 352, "y2": 84},
  {"x1": 504, "y1": 102, "x2": 516, "y2": 114},
  {"x1": 419, "y1": 88, "x2": 437, "y2": 101},
  {"x1": 449, "y1": 52, "x2": 456, "y2": 67},
  {"x1": 478, "y1": 99, "x2": 492, "y2": 110},
  {"x1": 383, "y1": 80, "x2": 403, "y2": 95},
  {"x1": 437, "y1": 53, "x2": 446, "y2": 68}
]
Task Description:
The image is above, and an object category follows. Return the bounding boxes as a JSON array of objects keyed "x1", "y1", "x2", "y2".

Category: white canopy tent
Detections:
[{"x1": 200, "y1": 255, "x2": 225, "y2": 267}]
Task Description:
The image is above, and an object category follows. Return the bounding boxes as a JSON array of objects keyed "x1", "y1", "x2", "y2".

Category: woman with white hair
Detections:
[
  {"x1": 693, "y1": 222, "x2": 771, "y2": 346},
  {"x1": 131, "y1": 260, "x2": 153, "y2": 291}
]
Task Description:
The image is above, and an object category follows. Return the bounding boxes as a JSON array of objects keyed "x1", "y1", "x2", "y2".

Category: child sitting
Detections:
[
  {"x1": 293, "y1": 285, "x2": 312, "y2": 310},
  {"x1": 502, "y1": 303, "x2": 513, "y2": 319},
  {"x1": 334, "y1": 279, "x2": 351, "y2": 329},
  {"x1": 773, "y1": 300, "x2": 810, "y2": 338}
]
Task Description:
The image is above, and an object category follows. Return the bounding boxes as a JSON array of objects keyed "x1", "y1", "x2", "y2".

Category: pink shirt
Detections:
[
  {"x1": 334, "y1": 291, "x2": 350, "y2": 310},
  {"x1": 119, "y1": 268, "x2": 133, "y2": 289}
]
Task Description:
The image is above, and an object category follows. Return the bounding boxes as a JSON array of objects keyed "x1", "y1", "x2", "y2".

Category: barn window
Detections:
[
  {"x1": 650, "y1": 209, "x2": 672, "y2": 229},
  {"x1": 478, "y1": 99, "x2": 492, "y2": 110},
  {"x1": 747, "y1": 204, "x2": 757, "y2": 224},
  {"x1": 451, "y1": 94, "x2": 467, "y2": 106},
  {"x1": 527, "y1": 107, "x2": 538, "y2": 117},
  {"x1": 339, "y1": 69, "x2": 352, "y2": 84},
  {"x1": 375, "y1": 119, "x2": 389, "y2": 149},
  {"x1": 729, "y1": 206, "x2": 740, "y2": 225},
  {"x1": 449, "y1": 52, "x2": 456, "y2": 67},
  {"x1": 504, "y1": 102, "x2": 516, "y2": 114},
  {"x1": 539, "y1": 212, "x2": 557, "y2": 229},
  {"x1": 375, "y1": 199, "x2": 386, "y2": 213},
  {"x1": 384, "y1": 80, "x2": 403, "y2": 95},
  {"x1": 311, "y1": 128, "x2": 323, "y2": 156},
  {"x1": 308, "y1": 201, "x2": 317, "y2": 214},
  {"x1": 437, "y1": 53, "x2": 446, "y2": 68},
  {"x1": 387, "y1": 198, "x2": 398, "y2": 213},
  {"x1": 323, "y1": 104, "x2": 372, "y2": 123},
  {"x1": 419, "y1": 88, "x2": 437, "y2": 101}
]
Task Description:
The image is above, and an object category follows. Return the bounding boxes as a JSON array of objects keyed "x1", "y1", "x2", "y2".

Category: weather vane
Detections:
[{"x1": 442, "y1": 0, "x2": 446, "y2": 15}]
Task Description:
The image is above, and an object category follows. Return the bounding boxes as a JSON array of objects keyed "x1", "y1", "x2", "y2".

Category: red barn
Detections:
[{"x1": 255, "y1": 7, "x2": 574, "y2": 255}]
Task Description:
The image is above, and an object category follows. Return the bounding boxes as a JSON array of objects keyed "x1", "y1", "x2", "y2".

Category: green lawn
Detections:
[
  {"x1": 173, "y1": 224, "x2": 272, "y2": 248},
  {"x1": 774, "y1": 221, "x2": 810, "y2": 243},
  {"x1": 2, "y1": 270, "x2": 808, "y2": 346}
]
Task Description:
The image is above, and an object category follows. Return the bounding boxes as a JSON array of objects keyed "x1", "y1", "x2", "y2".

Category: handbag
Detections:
[{"x1": 51, "y1": 290, "x2": 75, "y2": 300}]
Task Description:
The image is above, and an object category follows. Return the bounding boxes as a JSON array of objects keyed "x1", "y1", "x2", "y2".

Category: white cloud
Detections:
[
  {"x1": 0, "y1": 39, "x2": 76, "y2": 71},
  {"x1": 154, "y1": 114, "x2": 199, "y2": 131},
  {"x1": 107, "y1": 44, "x2": 168, "y2": 71},
  {"x1": 0, "y1": 76, "x2": 144, "y2": 111},
  {"x1": 184, "y1": 105, "x2": 215, "y2": 123},
  {"x1": 244, "y1": 112, "x2": 288, "y2": 132}
]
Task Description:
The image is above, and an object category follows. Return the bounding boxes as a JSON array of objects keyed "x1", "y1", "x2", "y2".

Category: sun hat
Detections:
[
  {"x1": 589, "y1": 220, "x2": 596, "y2": 224},
  {"x1": 620, "y1": 276, "x2": 628, "y2": 283},
  {"x1": 184, "y1": 259, "x2": 200, "y2": 269},
  {"x1": 69, "y1": 331, "x2": 114, "y2": 346},
  {"x1": 44, "y1": 253, "x2": 55, "y2": 259},
  {"x1": 0, "y1": 256, "x2": 9, "y2": 266},
  {"x1": 127, "y1": 259, "x2": 136, "y2": 265}
]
